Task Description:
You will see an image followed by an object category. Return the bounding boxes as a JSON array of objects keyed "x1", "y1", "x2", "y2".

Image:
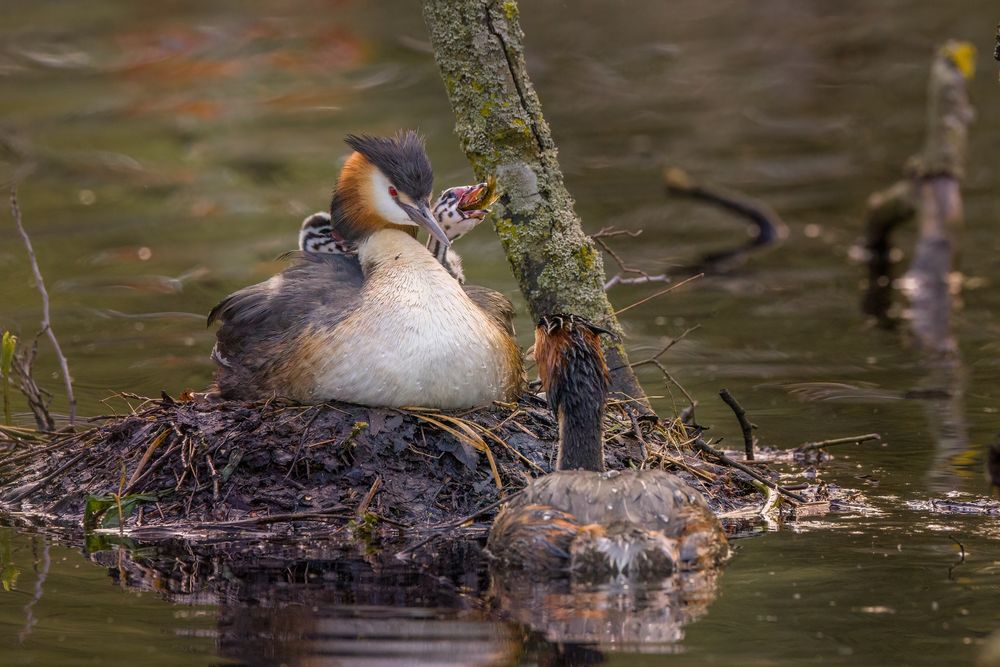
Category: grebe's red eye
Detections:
[{"x1": 388, "y1": 186, "x2": 398, "y2": 198}]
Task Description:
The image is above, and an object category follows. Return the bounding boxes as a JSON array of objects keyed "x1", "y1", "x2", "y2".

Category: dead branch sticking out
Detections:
[
  {"x1": 718, "y1": 389, "x2": 755, "y2": 461},
  {"x1": 10, "y1": 334, "x2": 54, "y2": 432},
  {"x1": 591, "y1": 227, "x2": 669, "y2": 290},
  {"x1": 995, "y1": 23, "x2": 999, "y2": 65},
  {"x1": 10, "y1": 188, "x2": 75, "y2": 427},
  {"x1": 663, "y1": 167, "x2": 788, "y2": 273},
  {"x1": 861, "y1": 181, "x2": 917, "y2": 324}
]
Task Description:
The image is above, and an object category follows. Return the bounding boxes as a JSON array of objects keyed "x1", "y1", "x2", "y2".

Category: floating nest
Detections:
[{"x1": 0, "y1": 391, "x2": 837, "y2": 538}]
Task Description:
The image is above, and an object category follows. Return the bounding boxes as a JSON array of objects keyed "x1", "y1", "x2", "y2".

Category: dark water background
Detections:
[{"x1": 2, "y1": 1, "x2": 1000, "y2": 664}]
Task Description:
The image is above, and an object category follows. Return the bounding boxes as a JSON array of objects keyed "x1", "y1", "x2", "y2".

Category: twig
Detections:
[
  {"x1": 679, "y1": 402, "x2": 697, "y2": 426},
  {"x1": 10, "y1": 187, "x2": 75, "y2": 427},
  {"x1": 395, "y1": 491, "x2": 521, "y2": 560},
  {"x1": 285, "y1": 406, "x2": 322, "y2": 478},
  {"x1": 693, "y1": 438, "x2": 806, "y2": 503},
  {"x1": 624, "y1": 325, "x2": 700, "y2": 371},
  {"x1": 627, "y1": 409, "x2": 649, "y2": 462},
  {"x1": 5, "y1": 450, "x2": 90, "y2": 503},
  {"x1": 0, "y1": 438, "x2": 68, "y2": 467},
  {"x1": 758, "y1": 484, "x2": 779, "y2": 518},
  {"x1": 10, "y1": 334, "x2": 54, "y2": 432},
  {"x1": 995, "y1": 22, "x2": 1000, "y2": 63},
  {"x1": 861, "y1": 180, "x2": 916, "y2": 322},
  {"x1": 355, "y1": 476, "x2": 382, "y2": 518},
  {"x1": 124, "y1": 428, "x2": 170, "y2": 491},
  {"x1": 205, "y1": 454, "x2": 220, "y2": 503},
  {"x1": 113, "y1": 462, "x2": 126, "y2": 535},
  {"x1": 126, "y1": 508, "x2": 354, "y2": 535},
  {"x1": 123, "y1": 441, "x2": 179, "y2": 495},
  {"x1": 719, "y1": 388, "x2": 755, "y2": 461},
  {"x1": 797, "y1": 433, "x2": 881, "y2": 452},
  {"x1": 647, "y1": 359, "x2": 697, "y2": 420},
  {"x1": 592, "y1": 227, "x2": 669, "y2": 290},
  {"x1": 614, "y1": 273, "x2": 703, "y2": 316}
]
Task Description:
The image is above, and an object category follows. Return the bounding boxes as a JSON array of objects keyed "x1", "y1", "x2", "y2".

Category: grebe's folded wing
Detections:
[
  {"x1": 463, "y1": 283, "x2": 515, "y2": 336},
  {"x1": 208, "y1": 252, "x2": 363, "y2": 399},
  {"x1": 208, "y1": 251, "x2": 362, "y2": 329}
]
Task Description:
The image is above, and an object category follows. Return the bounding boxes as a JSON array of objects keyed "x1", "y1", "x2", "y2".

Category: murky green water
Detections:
[{"x1": 2, "y1": 1, "x2": 1000, "y2": 664}]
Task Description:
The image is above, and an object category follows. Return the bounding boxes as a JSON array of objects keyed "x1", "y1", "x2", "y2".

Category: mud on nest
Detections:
[{"x1": 0, "y1": 392, "x2": 781, "y2": 536}]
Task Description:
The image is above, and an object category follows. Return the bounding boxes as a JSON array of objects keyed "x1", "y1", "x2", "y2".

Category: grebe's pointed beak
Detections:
[{"x1": 402, "y1": 201, "x2": 451, "y2": 247}]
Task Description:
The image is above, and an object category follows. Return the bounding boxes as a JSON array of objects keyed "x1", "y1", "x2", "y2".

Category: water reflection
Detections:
[
  {"x1": 79, "y1": 532, "x2": 724, "y2": 664},
  {"x1": 3, "y1": 0, "x2": 1000, "y2": 664},
  {"x1": 492, "y1": 569, "x2": 719, "y2": 647},
  {"x1": 90, "y1": 537, "x2": 517, "y2": 666}
]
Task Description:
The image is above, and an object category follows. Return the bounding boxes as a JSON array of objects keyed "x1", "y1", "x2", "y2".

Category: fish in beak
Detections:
[{"x1": 457, "y1": 176, "x2": 500, "y2": 220}]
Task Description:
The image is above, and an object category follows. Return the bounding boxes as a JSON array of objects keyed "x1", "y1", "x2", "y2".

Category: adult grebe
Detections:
[
  {"x1": 487, "y1": 314, "x2": 728, "y2": 578},
  {"x1": 209, "y1": 131, "x2": 522, "y2": 408}
]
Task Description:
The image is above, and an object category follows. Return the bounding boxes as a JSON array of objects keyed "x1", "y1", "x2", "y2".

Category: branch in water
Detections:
[
  {"x1": 795, "y1": 433, "x2": 881, "y2": 453},
  {"x1": 663, "y1": 167, "x2": 788, "y2": 273},
  {"x1": 718, "y1": 388, "x2": 756, "y2": 461},
  {"x1": 860, "y1": 41, "x2": 975, "y2": 352},
  {"x1": 10, "y1": 187, "x2": 75, "y2": 428}
]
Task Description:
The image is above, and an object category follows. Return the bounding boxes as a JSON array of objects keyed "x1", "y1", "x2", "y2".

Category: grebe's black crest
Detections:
[{"x1": 344, "y1": 131, "x2": 433, "y2": 201}]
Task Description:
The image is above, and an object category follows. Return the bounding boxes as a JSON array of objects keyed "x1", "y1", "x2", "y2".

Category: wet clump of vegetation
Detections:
[{"x1": 0, "y1": 390, "x2": 845, "y2": 538}]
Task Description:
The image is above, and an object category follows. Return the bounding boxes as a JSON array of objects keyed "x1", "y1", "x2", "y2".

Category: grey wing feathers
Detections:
[
  {"x1": 208, "y1": 252, "x2": 362, "y2": 328},
  {"x1": 207, "y1": 252, "x2": 363, "y2": 399},
  {"x1": 512, "y1": 470, "x2": 712, "y2": 537}
]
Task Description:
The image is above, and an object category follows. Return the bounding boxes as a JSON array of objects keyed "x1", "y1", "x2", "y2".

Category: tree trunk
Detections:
[{"x1": 422, "y1": 0, "x2": 651, "y2": 411}]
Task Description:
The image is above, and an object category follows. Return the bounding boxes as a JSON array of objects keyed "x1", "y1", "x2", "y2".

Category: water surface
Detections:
[{"x1": 2, "y1": 1, "x2": 999, "y2": 664}]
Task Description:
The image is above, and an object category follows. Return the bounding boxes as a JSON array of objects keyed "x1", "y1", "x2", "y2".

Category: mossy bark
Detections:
[{"x1": 423, "y1": 0, "x2": 650, "y2": 410}]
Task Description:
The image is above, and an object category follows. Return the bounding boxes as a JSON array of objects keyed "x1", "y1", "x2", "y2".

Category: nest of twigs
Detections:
[{"x1": 0, "y1": 391, "x2": 834, "y2": 537}]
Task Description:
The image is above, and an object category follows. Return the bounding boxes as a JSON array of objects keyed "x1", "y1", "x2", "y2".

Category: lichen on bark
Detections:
[{"x1": 423, "y1": 0, "x2": 650, "y2": 409}]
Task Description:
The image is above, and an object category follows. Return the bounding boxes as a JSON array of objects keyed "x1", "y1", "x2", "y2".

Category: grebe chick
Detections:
[
  {"x1": 426, "y1": 179, "x2": 497, "y2": 283},
  {"x1": 487, "y1": 315, "x2": 728, "y2": 579},
  {"x1": 298, "y1": 212, "x2": 350, "y2": 255},
  {"x1": 209, "y1": 131, "x2": 523, "y2": 408},
  {"x1": 298, "y1": 180, "x2": 495, "y2": 283}
]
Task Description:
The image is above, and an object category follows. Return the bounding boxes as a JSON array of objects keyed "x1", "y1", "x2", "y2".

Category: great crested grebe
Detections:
[
  {"x1": 487, "y1": 315, "x2": 728, "y2": 578},
  {"x1": 296, "y1": 179, "x2": 496, "y2": 284},
  {"x1": 209, "y1": 131, "x2": 523, "y2": 408}
]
